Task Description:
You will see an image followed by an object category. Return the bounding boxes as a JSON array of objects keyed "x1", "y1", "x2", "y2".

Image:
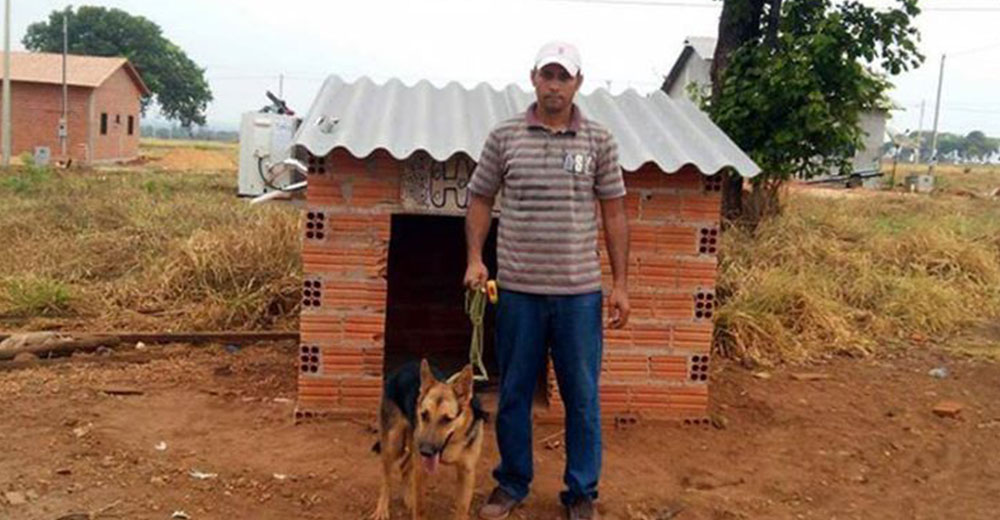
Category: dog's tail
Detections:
[{"x1": 371, "y1": 440, "x2": 381, "y2": 454}]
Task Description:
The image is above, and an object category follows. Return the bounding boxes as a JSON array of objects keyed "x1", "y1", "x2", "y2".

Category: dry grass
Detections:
[
  {"x1": 140, "y1": 138, "x2": 238, "y2": 151},
  {"x1": 0, "y1": 161, "x2": 300, "y2": 332},
  {"x1": 883, "y1": 162, "x2": 1000, "y2": 195},
  {"x1": 134, "y1": 138, "x2": 239, "y2": 166},
  {"x1": 3, "y1": 149, "x2": 998, "y2": 364},
  {"x1": 716, "y1": 186, "x2": 1000, "y2": 365}
]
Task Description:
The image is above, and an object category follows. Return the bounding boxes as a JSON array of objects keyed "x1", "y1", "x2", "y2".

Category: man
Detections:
[{"x1": 464, "y1": 41, "x2": 630, "y2": 520}]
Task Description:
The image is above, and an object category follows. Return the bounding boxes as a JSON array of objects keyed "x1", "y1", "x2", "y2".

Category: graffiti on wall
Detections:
[{"x1": 401, "y1": 152, "x2": 477, "y2": 212}]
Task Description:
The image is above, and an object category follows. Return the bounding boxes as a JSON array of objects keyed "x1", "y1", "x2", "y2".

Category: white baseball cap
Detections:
[{"x1": 534, "y1": 41, "x2": 582, "y2": 77}]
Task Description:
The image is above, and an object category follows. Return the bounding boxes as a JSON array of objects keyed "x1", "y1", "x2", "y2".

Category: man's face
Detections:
[{"x1": 531, "y1": 63, "x2": 582, "y2": 113}]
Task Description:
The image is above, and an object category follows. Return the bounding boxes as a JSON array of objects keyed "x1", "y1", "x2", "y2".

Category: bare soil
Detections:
[
  {"x1": 151, "y1": 149, "x2": 236, "y2": 172},
  {"x1": 1, "y1": 344, "x2": 999, "y2": 519}
]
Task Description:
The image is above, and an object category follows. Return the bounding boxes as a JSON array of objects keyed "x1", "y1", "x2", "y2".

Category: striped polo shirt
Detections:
[{"x1": 467, "y1": 103, "x2": 627, "y2": 295}]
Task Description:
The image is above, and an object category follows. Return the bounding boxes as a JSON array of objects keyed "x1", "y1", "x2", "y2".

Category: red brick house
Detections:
[
  {"x1": 0, "y1": 52, "x2": 150, "y2": 164},
  {"x1": 290, "y1": 76, "x2": 760, "y2": 424}
]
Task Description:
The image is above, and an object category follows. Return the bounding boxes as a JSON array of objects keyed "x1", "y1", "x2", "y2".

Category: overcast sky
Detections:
[{"x1": 8, "y1": 0, "x2": 1000, "y2": 136}]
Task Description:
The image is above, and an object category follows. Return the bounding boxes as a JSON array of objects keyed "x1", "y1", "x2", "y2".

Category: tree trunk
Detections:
[
  {"x1": 712, "y1": 0, "x2": 767, "y2": 222},
  {"x1": 711, "y1": 0, "x2": 766, "y2": 102},
  {"x1": 765, "y1": 0, "x2": 783, "y2": 49}
]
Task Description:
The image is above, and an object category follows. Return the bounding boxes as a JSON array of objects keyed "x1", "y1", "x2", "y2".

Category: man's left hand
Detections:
[{"x1": 607, "y1": 287, "x2": 630, "y2": 329}]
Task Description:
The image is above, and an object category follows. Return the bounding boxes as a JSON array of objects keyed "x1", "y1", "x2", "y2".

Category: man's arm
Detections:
[
  {"x1": 464, "y1": 193, "x2": 494, "y2": 289},
  {"x1": 600, "y1": 196, "x2": 630, "y2": 328},
  {"x1": 464, "y1": 127, "x2": 504, "y2": 289}
]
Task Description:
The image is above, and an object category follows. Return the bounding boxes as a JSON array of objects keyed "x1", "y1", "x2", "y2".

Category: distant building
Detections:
[
  {"x1": 662, "y1": 36, "x2": 716, "y2": 102},
  {"x1": 662, "y1": 37, "x2": 887, "y2": 182},
  {"x1": 0, "y1": 52, "x2": 151, "y2": 163}
]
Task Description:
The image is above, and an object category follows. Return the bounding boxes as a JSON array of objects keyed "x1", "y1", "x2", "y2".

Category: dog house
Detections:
[{"x1": 291, "y1": 76, "x2": 759, "y2": 423}]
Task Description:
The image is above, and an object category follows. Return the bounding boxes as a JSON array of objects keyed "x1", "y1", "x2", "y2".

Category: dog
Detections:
[{"x1": 371, "y1": 359, "x2": 488, "y2": 520}]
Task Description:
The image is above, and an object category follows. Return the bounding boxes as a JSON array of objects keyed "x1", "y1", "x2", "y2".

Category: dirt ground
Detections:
[
  {"x1": 149, "y1": 148, "x2": 237, "y2": 172},
  {"x1": 1, "y1": 344, "x2": 999, "y2": 520}
]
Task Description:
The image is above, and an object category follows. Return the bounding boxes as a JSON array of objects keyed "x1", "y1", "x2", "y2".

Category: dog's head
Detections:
[{"x1": 414, "y1": 359, "x2": 474, "y2": 474}]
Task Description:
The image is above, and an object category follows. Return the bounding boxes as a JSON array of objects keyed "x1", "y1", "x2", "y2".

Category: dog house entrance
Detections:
[{"x1": 384, "y1": 214, "x2": 499, "y2": 381}]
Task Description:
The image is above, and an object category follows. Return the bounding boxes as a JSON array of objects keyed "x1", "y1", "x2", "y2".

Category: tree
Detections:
[
  {"x1": 964, "y1": 130, "x2": 998, "y2": 161},
  {"x1": 709, "y1": 0, "x2": 769, "y2": 221},
  {"x1": 707, "y1": 0, "x2": 923, "y2": 222},
  {"x1": 23, "y1": 6, "x2": 212, "y2": 128},
  {"x1": 937, "y1": 132, "x2": 966, "y2": 160}
]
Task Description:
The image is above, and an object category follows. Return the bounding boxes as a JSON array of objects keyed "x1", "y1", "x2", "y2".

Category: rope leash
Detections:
[{"x1": 449, "y1": 280, "x2": 497, "y2": 383}]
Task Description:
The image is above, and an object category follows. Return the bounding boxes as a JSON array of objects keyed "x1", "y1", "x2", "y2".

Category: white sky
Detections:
[{"x1": 8, "y1": 0, "x2": 1000, "y2": 136}]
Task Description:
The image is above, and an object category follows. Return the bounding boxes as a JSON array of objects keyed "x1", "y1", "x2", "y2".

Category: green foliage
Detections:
[
  {"x1": 141, "y1": 178, "x2": 176, "y2": 198},
  {"x1": 1, "y1": 277, "x2": 74, "y2": 317},
  {"x1": 710, "y1": 0, "x2": 924, "y2": 181},
  {"x1": 903, "y1": 131, "x2": 1000, "y2": 162},
  {"x1": 23, "y1": 6, "x2": 213, "y2": 128},
  {"x1": 962, "y1": 131, "x2": 999, "y2": 161},
  {"x1": 1, "y1": 155, "x2": 52, "y2": 194}
]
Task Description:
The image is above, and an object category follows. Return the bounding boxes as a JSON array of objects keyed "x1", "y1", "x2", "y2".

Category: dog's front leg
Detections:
[
  {"x1": 402, "y1": 452, "x2": 415, "y2": 511},
  {"x1": 453, "y1": 463, "x2": 476, "y2": 520},
  {"x1": 371, "y1": 449, "x2": 393, "y2": 520},
  {"x1": 409, "y1": 452, "x2": 425, "y2": 520}
]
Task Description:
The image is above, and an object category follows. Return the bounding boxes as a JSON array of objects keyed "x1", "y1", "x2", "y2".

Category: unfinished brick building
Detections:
[
  {"x1": 0, "y1": 52, "x2": 149, "y2": 164},
  {"x1": 291, "y1": 76, "x2": 759, "y2": 423}
]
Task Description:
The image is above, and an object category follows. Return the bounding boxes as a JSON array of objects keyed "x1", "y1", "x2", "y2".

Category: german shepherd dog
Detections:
[{"x1": 371, "y1": 359, "x2": 488, "y2": 520}]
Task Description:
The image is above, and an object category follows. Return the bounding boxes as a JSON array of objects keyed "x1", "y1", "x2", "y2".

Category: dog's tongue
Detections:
[{"x1": 422, "y1": 453, "x2": 440, "y2": 474}]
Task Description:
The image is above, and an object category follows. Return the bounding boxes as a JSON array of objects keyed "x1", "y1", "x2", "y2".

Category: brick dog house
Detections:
[{"x1": 291, "y1": 76, "x2": 759, "y2": 423}]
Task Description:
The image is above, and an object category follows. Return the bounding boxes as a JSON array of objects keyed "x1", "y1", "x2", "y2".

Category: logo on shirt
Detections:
[{"x1": 563, "y1": 152, "x2": 595, "y2": 175}]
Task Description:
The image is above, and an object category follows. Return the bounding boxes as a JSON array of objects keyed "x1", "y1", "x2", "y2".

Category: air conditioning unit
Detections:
[{"x1": 238, "y1": 105, "x2": 302, "y2": 197}]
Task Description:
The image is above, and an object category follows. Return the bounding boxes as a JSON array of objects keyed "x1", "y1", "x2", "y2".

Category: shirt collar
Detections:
[{"x1": 525, "y1": 102, "x2": 583, "y2": 134}]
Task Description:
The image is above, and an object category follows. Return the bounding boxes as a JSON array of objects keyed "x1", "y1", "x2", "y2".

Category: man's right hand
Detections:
[{"x1": 464, "y1": 260, "x2": 488, "y2": 290}]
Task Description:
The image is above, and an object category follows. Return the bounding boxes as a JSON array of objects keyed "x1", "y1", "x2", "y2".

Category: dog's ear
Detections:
[
  {"x1": 452, "y1": 364, "x2": 474, "y2": 403},
  {"x1": 420, "y1": 358, "x2": 436, "y2": 393}
]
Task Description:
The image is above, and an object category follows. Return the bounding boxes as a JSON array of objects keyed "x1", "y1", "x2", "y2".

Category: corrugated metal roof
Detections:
[
  {"x1": 0, "y1": 52, "x2": 150, "y2": 95},
  {"x1": 294, "y1": 75, "x2": 759, "y2": 177}
]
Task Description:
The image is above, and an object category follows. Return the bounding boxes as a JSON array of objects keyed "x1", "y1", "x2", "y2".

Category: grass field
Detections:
[
  {"x1": 717, "y1": 183, "x2": 1000, "y2": 364},
  {"x1": 883, "y1": 161, "x2": 1000, "y2": 194},
  {"x1": 139, "y1": 137, "x2": 238, "y2": 151},
  {"x1": 0, "y1": 150, "x2": 299, "y2": 332},
  {"x1": 2, "y1": 152, "x2": 998, "y2": 363}
]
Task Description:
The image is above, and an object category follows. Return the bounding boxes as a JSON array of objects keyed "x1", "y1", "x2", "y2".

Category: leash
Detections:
[{"x1": 449, "y1": 280, "x2": 498, "y2": 383}]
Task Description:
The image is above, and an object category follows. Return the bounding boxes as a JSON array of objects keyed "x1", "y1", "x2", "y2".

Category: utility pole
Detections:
[
  {"x1": 279, "y1": 74, "x2": 284, "y2": 98},
  {"x1": 929, "y1": 54, "x2": 945, "y2": 174},
  {"x1": 915, "y1": 100, "x2": 925, "y2": 163},
  {"x1": 2, "y1": 0, "x2": 11, "y2": 168},
  {"x1": 60, "y1": 11, "x2": 68, "y2": 157}
]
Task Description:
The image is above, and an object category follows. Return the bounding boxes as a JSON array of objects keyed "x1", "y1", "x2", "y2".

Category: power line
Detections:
[
  {"x1": 894, "y1": 102, "x2": 1000, "y2": 112},
  {"x1": 951, "y1": 41, "x2": 1000, "y2": 56},
  {"x1": 207, "y1": 70, "x2": 664, "y2": 90},
  {"x1": 921, "y1": 6, "x2": 1000, "y2": 12},
  {"x1": 539, "y1": 0, "x2": 1000, "y2": 11},
  {"x1": 942, "y1": 107, "x2": 1000, "y2": 114},
  {"x1": 207, "y1": 74, "x2": 326, "y2": 81},
  {"x1": 539, "y1": 0, "x2": 719, "y2": 8}
]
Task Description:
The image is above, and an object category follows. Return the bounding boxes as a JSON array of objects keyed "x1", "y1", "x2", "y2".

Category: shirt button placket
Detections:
[{"x1": 544, "y1": 132, "x2": 551, "y2": 170}]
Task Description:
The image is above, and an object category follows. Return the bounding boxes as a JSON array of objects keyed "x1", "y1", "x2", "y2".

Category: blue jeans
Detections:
[{"x1": 492, "y1": 289, "x2": 603, "y2": 506}]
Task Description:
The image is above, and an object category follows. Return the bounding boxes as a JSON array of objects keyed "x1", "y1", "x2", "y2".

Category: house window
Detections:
[
  {"x1": 128, "y1": 116, "x2": 134, "y2": 136},
  {"x1": 100, "y1": 113, "x2": 108, "y2": 135},
  {"x1": 115, "y1": 114, "x2": 121, "y2": 124}
]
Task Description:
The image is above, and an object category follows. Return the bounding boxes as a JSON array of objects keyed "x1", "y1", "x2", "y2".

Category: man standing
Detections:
[{"x1": 464, "y1": 41, "x2": 630, "y2": 520}]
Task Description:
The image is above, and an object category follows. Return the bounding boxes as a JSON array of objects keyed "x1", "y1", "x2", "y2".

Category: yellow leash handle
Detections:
[{"x1": 486, "y1": 280, "x2": 499, "y2": 304}]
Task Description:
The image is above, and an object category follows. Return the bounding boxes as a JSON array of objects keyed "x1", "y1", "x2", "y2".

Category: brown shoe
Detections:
[
  {"x1": 565, "y1": 497, "x2": 599, "y2": 520},
  {"x1": 479, "y1": 487, "x2": 519, "y2": 520}
]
